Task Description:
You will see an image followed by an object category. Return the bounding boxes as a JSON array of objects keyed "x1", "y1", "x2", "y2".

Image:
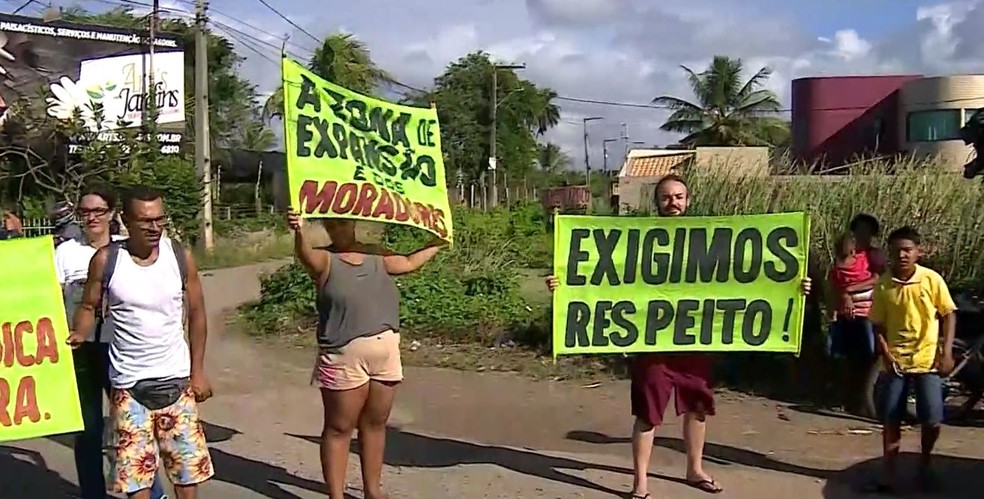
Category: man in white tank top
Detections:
[{"x1": 69, "y1": 186, "x2": 214, "y2": 499}]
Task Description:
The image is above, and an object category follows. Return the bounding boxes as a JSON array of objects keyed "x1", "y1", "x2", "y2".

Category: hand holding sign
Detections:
[
  {"x1": 545, "y1": 275, "x2": 559, "y2": 292},
  {"x1": 285, "y1": 210, "x2": 303, "y2": 232},
  {"x1": 66, "y1": 330, "x2": 86, "y2": 349}
]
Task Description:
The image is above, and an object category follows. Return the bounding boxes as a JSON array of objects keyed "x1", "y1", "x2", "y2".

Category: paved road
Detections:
[{"x1": 3, "y1": 262, "x2": 982, "y2": 498}]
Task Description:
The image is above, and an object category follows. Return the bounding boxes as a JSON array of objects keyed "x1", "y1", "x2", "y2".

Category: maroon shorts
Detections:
[{"x1": 630, "y1": 354, "x2": 715, "y2": 426}]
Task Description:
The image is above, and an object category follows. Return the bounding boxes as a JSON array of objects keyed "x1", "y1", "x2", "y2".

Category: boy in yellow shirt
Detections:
[{"x1": 867, "y1": 226, "x2": 957, "y2": 494}]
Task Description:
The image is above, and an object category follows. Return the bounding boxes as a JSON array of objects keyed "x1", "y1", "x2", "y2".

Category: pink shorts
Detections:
[{"x1": 311, "y1": 330, "x2": 403, "y2": 391}]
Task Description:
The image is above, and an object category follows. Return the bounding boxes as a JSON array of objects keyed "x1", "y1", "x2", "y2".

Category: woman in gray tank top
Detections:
[{"x1": 287, "y1": 210, "x2": 443, "y2": 499}]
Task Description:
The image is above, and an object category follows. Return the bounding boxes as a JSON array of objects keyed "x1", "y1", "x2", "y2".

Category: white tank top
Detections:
[{"x1": 106, "y1": 237, "x2": 189, "y2": 388}]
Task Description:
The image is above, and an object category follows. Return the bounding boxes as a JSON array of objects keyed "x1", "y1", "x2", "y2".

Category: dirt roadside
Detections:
[{"x1": 2, "y1": 262, "x2": 983, "y2": 498}]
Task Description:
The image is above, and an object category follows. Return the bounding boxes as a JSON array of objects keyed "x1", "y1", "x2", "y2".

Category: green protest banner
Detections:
[
  {"x1": 552, "y1": 213, "x2": 810, "y2": 356},
  {"x1": 281, "y1": 57, "x2": 453, "y2": 244},
  {"x1": 0, "y1": 236, "x2": 83, "y2": 442}
]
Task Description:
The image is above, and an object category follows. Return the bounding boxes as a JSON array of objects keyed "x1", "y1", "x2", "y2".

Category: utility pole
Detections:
[
  {"x1": 621, "y1": 122, "x2": 629, "y2": 157},
  {"x1": 195, "y1": 0, "x2": 214, "y2": 250},
  {"x1": 489, "y1": 68, "x2": 497, "y2": 209},
  {"x1": 146, "y1": 0, "x2": 157, "y2": 132},
  {"x1": 602, "y1": 138, "x2": 618, "y2": 173},
  {"x1": 489, "y1": 62, "x2": 525, "y2": 208},
  {"x1": 582, "y1": 116, "x2": 603, "y2": 187}
]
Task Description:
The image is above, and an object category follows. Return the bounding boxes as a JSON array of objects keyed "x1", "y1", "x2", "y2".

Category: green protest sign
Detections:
[
  {"x1": 281, "y1": 57, "x2": 453, "y2": 243},
  {"x1": 552, "y1": 213, "x2": 810, "y2": 356}
]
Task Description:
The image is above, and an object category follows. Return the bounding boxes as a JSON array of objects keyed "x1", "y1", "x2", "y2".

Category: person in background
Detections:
[
  {"x1": 286, "y1": 211, "x2": 443, "y2": 499},
  {"x1": 826, "y1": 232, "x2": 879, "y2": 413},
  {"x1": 1, "y1": 206, "x2": 23, "y2": 239},
  {"x1": 868, "y1": 226, "x2": 956, "y2": 494},
  {"x1": 849, "y1": 213, "x2": 886, "y2": 277},
  {"x1": 546, "y1": 174, "x2": 812, "y2": 498},
  {"x1": 57, "y1": 188, "x2": 169, "y2": 499},
  {"x1": 50, "y1": 200, "x2": 83, "y2": 246}
]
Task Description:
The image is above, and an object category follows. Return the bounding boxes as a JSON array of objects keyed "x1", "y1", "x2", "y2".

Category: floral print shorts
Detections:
[{"x1": 106, "y1": 387, "x2": 214, "y2": 494}]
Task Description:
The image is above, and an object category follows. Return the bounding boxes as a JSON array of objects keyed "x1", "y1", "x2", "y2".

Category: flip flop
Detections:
[
  {"x1": 626, "y1": 493, "x2": 650, "y2": 499},
  {"x1": 686, "y1": 478, "x2": 724, "y2": 494}
]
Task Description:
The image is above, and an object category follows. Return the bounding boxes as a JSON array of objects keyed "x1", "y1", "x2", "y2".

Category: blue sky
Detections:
[{"x1": 45, "y1": 0, "x2": 984, "y2": 166}]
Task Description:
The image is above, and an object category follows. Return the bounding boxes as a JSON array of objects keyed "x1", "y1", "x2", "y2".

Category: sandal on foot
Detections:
[
  {"x1": 686, "y1": 478, "x2": 724, "y2": 494},
  {"x1": 626, "y1": 493, "x2": 650, "y2": 499}
]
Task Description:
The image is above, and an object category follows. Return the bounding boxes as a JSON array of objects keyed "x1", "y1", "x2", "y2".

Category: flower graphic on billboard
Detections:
[{"x1": 46, "y1": 76, "x2": 117, "y2": 130}]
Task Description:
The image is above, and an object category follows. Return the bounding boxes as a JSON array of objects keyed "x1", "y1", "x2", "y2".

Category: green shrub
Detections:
[
  {"x1": 213, "y1": 211, "x2": 286, "y2": 238},
  {"x1": 108, "y1": 155, "x2": 202, "y2": 244},
  {"x1": 240, "y1": 262, "x2": 316, "y2": 335},
  {"x1": 242, "y1": 207, "x2": 543, "y2": 342}
]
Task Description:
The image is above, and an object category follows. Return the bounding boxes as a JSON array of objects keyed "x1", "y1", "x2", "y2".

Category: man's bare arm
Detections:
[
  {"x1": 183, "y1": 248, "x2": 208, "y2": 377},
  {"x1": 71, "y1": 248, "x2": 107, "y2": 340}
]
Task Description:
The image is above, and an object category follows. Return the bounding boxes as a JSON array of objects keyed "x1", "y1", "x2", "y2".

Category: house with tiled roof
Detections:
[{"x1": 615, "y1": 146, "x2": 769, "y2": 214}]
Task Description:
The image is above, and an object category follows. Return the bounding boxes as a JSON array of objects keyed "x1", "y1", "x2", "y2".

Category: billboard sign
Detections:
[{"x1": 0, "y1": 13, "x2": 184, "y2": 153}]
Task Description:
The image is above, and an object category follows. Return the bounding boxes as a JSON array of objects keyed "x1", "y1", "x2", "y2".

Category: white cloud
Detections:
[{"x1": 213, "y1": 0, "x2": 984, "y2": 169}]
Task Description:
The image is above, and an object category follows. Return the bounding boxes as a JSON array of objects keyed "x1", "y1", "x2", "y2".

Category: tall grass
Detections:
[
  {"x1": 677, "y1": 157, "x2": 984, "y2": 400},
  {"x1": 685, "y1": 157, "x2": 984, "y2": 289}
]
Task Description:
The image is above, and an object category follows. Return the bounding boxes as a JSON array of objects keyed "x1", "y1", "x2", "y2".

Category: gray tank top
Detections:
[{"x1": 316, "y1": 252, "x2": 400, "y2": 348}]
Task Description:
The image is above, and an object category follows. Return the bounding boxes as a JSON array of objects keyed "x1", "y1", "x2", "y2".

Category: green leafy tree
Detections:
[
  {"x1": 0, "y1": 85, "x2": 201, "y2": 240},
  {"x1": 537, "y1": 142, "x2": 570, "y2": 173},
  {"x1": 263, "y1": 33, "x2": 391, "y2": 120},
  {"x1": 422, "y1": 52, "x2": 560, "y2": 190},
  {"x1": 653, "y1": 55, "x2": 785, "y2": 147},
  {"x1": 235, "y1": 119, "x2": 277, "y2": 152}
]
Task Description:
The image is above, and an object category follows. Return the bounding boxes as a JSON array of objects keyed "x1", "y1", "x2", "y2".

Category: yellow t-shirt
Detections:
[{"x1": 868, "y1": 265, "x2": 957, "y2": 373}]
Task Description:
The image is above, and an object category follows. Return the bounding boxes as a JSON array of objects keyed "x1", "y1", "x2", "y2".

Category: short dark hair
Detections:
[
  {"x1": 655, "y1": 174, "x2": 688, "y2": 194},
  {"x1": 79, "y1": 186, "x2": 117, "y2": 211},
  {"x1": 887, "y1": 226, "x2": 921, "y2": 246},
  {"x1": 849, "y1": 213, "x2": 880, "y2": 235},
  {"x1": 121, "y1": 185, "x2": 163, "y2": 216},
  {"x1": 834, "y1": 232, "x2": 856, "y2": 259}
]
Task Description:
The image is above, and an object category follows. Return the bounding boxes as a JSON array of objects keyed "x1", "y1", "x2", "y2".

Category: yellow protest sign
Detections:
[
  {"x1": 0, "y1": 236, "x2": 83, "y2": 442},
  {"x1": 552, "y1": 213, "x2": 810, "y2": 356},
  {"x1": 281, "y1": 57, "x2": 454, "y2": 244}
]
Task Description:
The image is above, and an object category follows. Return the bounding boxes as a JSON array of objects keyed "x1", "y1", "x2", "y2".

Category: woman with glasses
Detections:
[{"x1": 55, "y1": 187, "x2": 168, "y2": 499}]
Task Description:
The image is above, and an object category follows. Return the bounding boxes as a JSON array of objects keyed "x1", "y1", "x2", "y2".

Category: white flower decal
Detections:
[{"x1": 46, "y1": 76, "x2": 113, "y2": 130}]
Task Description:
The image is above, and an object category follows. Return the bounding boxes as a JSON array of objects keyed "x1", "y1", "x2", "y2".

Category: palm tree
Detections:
[
  {"x1": 263, "y1": 33, "x2": 391, "y2": 121},
  {"x1": 653, "y1": 56, "x2": 784, "y2": 147},
  {"x1": 521, "y1": 85, "x2": 560, "y2": 136},
  {"x1": 236, "y1": 120, "x2": 276, "y2": 152},
  {"x1": 538, "y1": 142, "x2": 570, "y2": 173}
]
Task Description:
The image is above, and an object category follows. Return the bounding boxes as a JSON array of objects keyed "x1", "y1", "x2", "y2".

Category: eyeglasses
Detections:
[
  {"x1": 77, "y1": 207, "x2": 111, "y2": 218},
  {"x1": 133, "y1": 216, "x2": 168, "y2": 228}
]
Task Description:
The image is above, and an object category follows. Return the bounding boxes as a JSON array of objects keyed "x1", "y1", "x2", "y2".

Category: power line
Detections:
[
  {"x1": 57, "y1": 0, "x2": 984, "y2": 114},
  {"x1": 210, "y1": 19, "x2": 292, "y2": 67},
  {"x1": 168, "y1": 0, "x2": 317, "y2": 54},
  {"x1": 11, "y1": 0, "x2": 38, "y2": 15},
  {"x1": 556, "y1": 94, "x2": 984, "y2": 113},
  {"x1": 252, "y1": 0, "x2": 319, "y2": 45}
]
